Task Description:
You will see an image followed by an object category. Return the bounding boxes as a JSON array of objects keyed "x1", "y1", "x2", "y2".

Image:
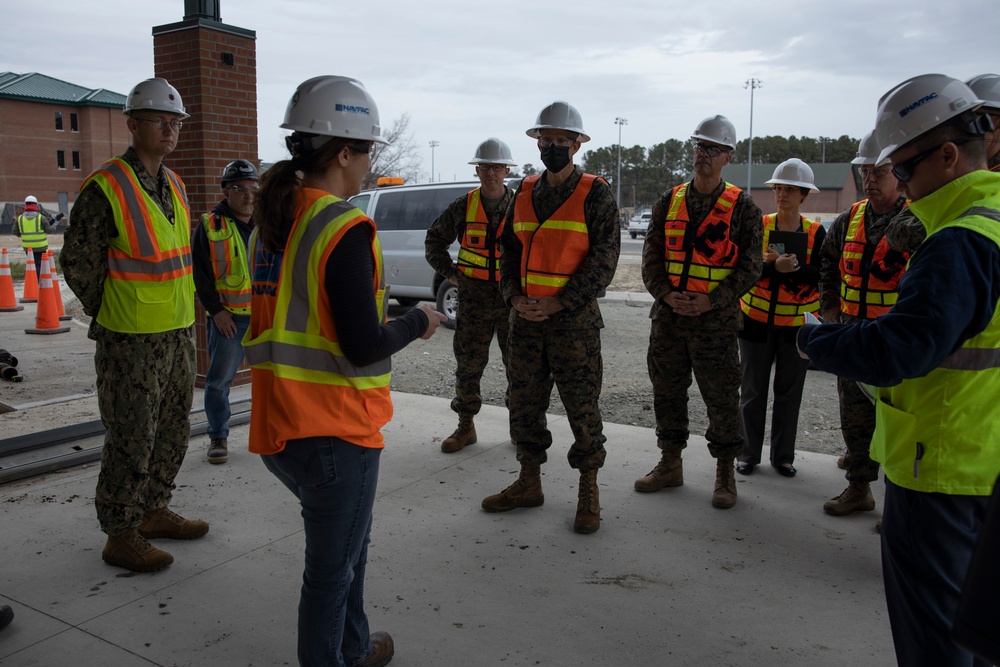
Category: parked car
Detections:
[{"x1": 627, "y1": 211, "x2": 652, "y2": 239}]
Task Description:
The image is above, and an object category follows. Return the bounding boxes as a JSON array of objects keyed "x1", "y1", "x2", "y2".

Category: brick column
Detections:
[{"x1": 152, "y1": 6, "x2": 256, "y2": 388}]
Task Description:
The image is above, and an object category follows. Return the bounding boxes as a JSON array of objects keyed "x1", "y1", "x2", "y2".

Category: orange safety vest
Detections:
[
  {"x1": 662, "y1": 182, "x2": 741, "y2": 294},
  {"x1": 512, "y1": 173, "x2": 597, "y2": 297},
  {"x1": 244, "y1": 188, "x2": 392, "y2": 453},
  {"x1": 839, "y1": 200, "x2": 909, "y2": 318},
  {"x1": 740, "y1": 214, "x2": 821, "y2": 326},
  {"x1": 456, "y1": 188, "x2": 502, "y2": 282}
]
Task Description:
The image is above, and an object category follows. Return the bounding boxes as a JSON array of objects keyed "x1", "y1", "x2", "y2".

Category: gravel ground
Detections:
[{"x1": 389, "y1": 262, "x2": 846, "y2": 459}]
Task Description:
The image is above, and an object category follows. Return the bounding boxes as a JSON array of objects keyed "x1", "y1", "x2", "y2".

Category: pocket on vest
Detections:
[{"x1": 872, "y1": 398, "x2": 918, "y2": 475}]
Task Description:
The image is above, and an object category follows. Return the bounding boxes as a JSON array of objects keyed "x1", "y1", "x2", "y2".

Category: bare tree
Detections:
[{"x1": 364, "y1": 113, "x2": 423, "y2": 187}]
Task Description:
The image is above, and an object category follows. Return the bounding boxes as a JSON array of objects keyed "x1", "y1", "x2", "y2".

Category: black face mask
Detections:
[{"x1": 540, "y1": 145, "x2": 572, "y2": 173}]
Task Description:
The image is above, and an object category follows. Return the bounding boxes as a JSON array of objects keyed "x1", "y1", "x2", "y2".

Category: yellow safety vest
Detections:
[
  {"x1": 203, "y1": 212, "x2": 251, "y2": 314},
  {"x1": 17, "y1": 213, "x2": 48, "y2": 249}
]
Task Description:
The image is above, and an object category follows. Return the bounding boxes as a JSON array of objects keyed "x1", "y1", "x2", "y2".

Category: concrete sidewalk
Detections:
[{"x1": 0, "y1": 390, "x2": 893, "y2": 666}]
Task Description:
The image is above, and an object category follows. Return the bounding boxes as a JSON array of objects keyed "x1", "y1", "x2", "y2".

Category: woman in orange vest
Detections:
[
  {"x1": 736, "y1": 159, "x2": 826, "y2": 477},
  {"x1": 246, "y1": 76, "x2": 445, "y2": 667}
]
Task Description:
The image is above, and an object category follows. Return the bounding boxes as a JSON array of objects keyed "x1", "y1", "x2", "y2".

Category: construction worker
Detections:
[
  {"x1": 481, "y1": 101, "x2": 620, "y2": 534},
  {"x1": 245, "y1": 75, "x2": 445, "y2": 667},
  {"x1": 61, "y1": 77, "x2": 207, "y2": 573},
  {"x1": 798, "y1": 73, "x2": 1000, "y2": 667},
  {"x1": 191, "y1": 159, "x2": 258, "y2": 465},
  {"x1": 816, "y1": 130, "x2": 910, "y2": 517},
  {"x1": 15, "y1": 195, "x2": 54, "y2": 278},
  {"x1": 425, "y1": 138, "x2": 516, "y2": 453},
  {"x1": 634, "y1": 115, "x2": 763, "y2": 509},
  {"x1": 736, "y1": 158, "x2": 826, "y2": 477}
]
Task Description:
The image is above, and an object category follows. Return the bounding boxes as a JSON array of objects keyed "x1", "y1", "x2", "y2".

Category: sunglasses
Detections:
[
  {"x1": 694, "y1": 142, "x2": 728, "y2": 157},
  {"x1": 891, "y1": 138, "x2": 973, "y2": 182}
]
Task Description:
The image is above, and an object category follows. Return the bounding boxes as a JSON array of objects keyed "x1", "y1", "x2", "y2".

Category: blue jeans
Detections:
[
  {"x1": 882, "y1": 478, "x2": 990, "y2": 667},
  {"x1": 204, "y1": 314, "x2": 250, "y2": 438},
  {"x1": 261, "y1": 437, "x2": 381, "y2": 667}
]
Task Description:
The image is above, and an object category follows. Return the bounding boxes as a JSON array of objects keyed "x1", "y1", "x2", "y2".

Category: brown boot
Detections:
[
  {"x1": 711, "y1": 458, "x2": 737, "y2": 509},
  {"x1": 102, "y1": 529, "x2": 174, "y2": 573},
  {"x1": 359, "y1": 630, "x2": 394, "y2": 667},
  {"x1": 823, "y1": 481, "x2": 875, "y2": 516},
  {"x1": 574, "y1": 469, "x2": 601, "y2": 534},
  {"x1": 138, "y1": 507, "x2": 210, "y2": 540},
  {"x1": 482, "y1": 466, "x2": 544, "y2": 512},
  {"x1": 441, "y1": 414, "x2": 477, "y2": 453},
  {"x1": 634, "y1": 452, "x2": 683, "y2": 492}
]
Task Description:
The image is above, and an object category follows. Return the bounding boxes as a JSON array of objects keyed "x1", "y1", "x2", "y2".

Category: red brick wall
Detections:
[{"x1": 0, "y1": 99, "x2": 130, "y2": 208}]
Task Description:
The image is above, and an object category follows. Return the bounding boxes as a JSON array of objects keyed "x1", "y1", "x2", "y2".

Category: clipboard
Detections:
[{"x1": 767, "y1": 230, "x2": 808, "y2": 267}]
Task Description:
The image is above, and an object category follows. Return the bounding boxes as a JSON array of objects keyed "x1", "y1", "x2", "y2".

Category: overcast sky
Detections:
[{"x1": 6, "y1": 0, "x2": 997, "y2": 181}]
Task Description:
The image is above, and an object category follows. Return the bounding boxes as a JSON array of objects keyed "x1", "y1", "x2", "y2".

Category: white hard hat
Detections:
[
  {"x1": 24, "y1": 195, "x2": 38, "y2": 204},
  {"x1": 469, "y1": 138, "x2": 517, "y2": 166},
  {"x1": 875, "y1": 73, "x2": 984, "y2": 164},
  {"x1": 124, "y1": 78, "x2": 189, "y2": 119},
  {"x1": 282, "y1": 76, "x2": 388, "y2": 147},
  {"x1": 691, "y1": 115, "x2": 737, "y2": 149},
  {"x1": 765, "y1": 158, "x2": 819, "y2": 193},
  {"x1": 967, "y1": 73, "x2": 1000, "y2": 113},
  {"x1": 526, "y1": 101, "x2": 590, "y2": 142},
  {"x1": 851, "y1": 130, "x2": 890, "y2": 167}
]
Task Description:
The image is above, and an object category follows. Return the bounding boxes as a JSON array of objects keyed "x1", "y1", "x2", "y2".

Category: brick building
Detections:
[
  {"x1": 0, "y1": 72, "x2": 129, "y2": 217},
  {"x1": 722, "y1": 162, "x2": 860, "y2": 225}
]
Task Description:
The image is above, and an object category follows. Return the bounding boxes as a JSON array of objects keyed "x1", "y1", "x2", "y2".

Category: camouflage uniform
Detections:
[
  {"x1": 61, "y1": 146, "x2": 195, "y2": 537},
  {"x1": 499, "y1": 166, "x2": 620, "y2": 471},
  {"x1": 425, "y1": 186, "x2": 514, "y2": 415},
  {"x1": 642, "y1": 181, "x2": 763, "y2": 459},
  {"x1": 818, "y1": 195, "x2": 907, "y2": 485}
]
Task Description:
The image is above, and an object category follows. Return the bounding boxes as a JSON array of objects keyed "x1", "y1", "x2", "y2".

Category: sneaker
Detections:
[
  {"x1": 138, "y1": 507, "x2": 209, "y2": 540},
  {"x1": 102, "y1": 530, "x2": 174, "y2": 572},
  {"x1": 207, "y1": 437, "x2": 229, "y2": 464}
]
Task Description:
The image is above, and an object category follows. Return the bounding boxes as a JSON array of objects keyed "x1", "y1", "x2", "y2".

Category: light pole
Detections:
[
  {"x1": 744, "y1": 78, "x2": 762, "y2": 194},
  {"x1": 819, "y1": 136, "x2": 829, "y2": 163},
  {"x1": 429, "y1": 140, "x2": 439, "y2": 183},
  {"x1": 615, "y1": 117, "x2": 628, "y2": 210}
]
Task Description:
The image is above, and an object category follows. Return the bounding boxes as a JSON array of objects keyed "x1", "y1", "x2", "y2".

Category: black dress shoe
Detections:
[
  {"x1": 735, "y1": 461, "x2": 754, "y2": 475},
  {"x1": 774, "y1": 464, "x2": 797, "y2": 478}
]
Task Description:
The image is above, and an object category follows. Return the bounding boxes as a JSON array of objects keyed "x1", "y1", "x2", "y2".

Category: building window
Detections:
[
  {"x1": 57, "y1": 150, "x2": 65, "y2": 169},
  {"x1": 72, "y1": 151, "x2": 81, "y2": 170},
  {"x1": 55, "y1": 111, "x2": 63, "y2": 131},
  {"x1": 70, "y1": 113, "x2": 79, "y2": 132}
]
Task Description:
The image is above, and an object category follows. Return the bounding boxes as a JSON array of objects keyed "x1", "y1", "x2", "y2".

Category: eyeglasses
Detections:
[
  {"x1": 693, "y1": 142, "x2": 728, "y2": 157},
  {"x1": 135, "y1": 117, "x2": 183, "y2": 131},
  {"x1": 348, "y1": 143, "x2": 373, "y2": 156},
  {"x1": 537, "y1": 135, "x2": 578, "y2": 148},
  {"x1": 476, "y1": 165, "x2": 508, "y2": 173},
  {"x1": 859, "y1": 165, "x2": 893, "y2": 181},
  {"x1": 891, "y1": 138, "x2": 973, "y2": 182},
  {"x1": 225, "y1": 184, "x2": 258, "y2": 194}
]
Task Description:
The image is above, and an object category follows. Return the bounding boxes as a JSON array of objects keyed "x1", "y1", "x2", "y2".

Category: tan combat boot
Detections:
[
  {"x1": 711, "y1": 458, "x2": 737, "y2": 509},
  {"x1": 138, "y1": 507, "x2": 210, "y2": 540},
  {"x1": 102, "y1": 529, "x2": 174, "y2": 573},
  {"x1": 634, "y1": 452, "x2": 684, "y2": 492},
  {"x1": 574, "y1": 469, "x2": 601, "y2": 534},
  {"x1": 482, "y1": 465, "x2": 544, "y2": 512},
  {"x1": 441, "y1": 414, "x2": 477, "y2": 453},
  {"x1": 823, "y1": 481, "x2": 875, "y2": 516}
]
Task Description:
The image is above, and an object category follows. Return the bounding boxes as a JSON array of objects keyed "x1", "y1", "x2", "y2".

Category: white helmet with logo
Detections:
[
  {"x1": 526, "y1": 101, "x2": 590, "y2": 143},
  {"x1": 469, "y1": 138, "x2": 517, "y2": 166},
  {"x1": 282, "y1": 76, "x2": 389, "y2": 152},
  {"x1": 851, "y1": 130, "x2": 891, "y2": 167},
  {"x1": 967, "y1": 73, "x2": 1000, "y2": 113},
  {"x1": 24, "y1": 195, "x2": 38, "y2": 205},
  {"x1": 691, "y1": 115, "x2": 737, "y2": 149},
  {"x1": 765, "y1": 158, "x2": 819, "y2": 193},
  {"x1": 875, "y1": 73, "x2": 984, "y2": 164},
  {"x1": 123, "y1": 78, "x2": 189, "y2": 119}
]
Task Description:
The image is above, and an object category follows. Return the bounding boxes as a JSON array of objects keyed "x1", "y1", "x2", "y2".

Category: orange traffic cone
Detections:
[
  {"x1": 45, "y1": 251, "x2": 72, "y2": 321},
  {"x1": 1, "y1": 249, "x2": 24, "y2": 312},
  {"x1": 20, "y1": 251, "x2": 39, "y2": 303},
  {"x1": 25, "y1": 254, "x2": 70, "y2": 335}
]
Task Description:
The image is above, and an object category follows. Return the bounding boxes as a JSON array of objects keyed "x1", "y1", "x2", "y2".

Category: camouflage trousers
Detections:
[
  {"x1": 94, "y1": 326, "x2": 195, "y2": 536},
  {"x1": 647, "y1": 319, "x2": 743, "y2": 459},
  {"x1": 837, "y1": 375, "x2": 880, "y2": 484},
  {"x1": 450, "y1": 279, "x2": 511, "y2": 416},
  {"x1": 507, "y1": 322, "x2": 606, "y2": 471}
]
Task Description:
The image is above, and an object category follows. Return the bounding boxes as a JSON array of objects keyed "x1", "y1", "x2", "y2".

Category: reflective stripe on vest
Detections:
[
  {"x1": 456, "y1": 188, "x2": 502, "y2": 282},
  {"x1": 839, "y1": 200, "x2": 909, "y2": 318},
  {"x1": 513, "y1": 174, "x2": 596, "y2": 297},
  {"x1": 82, "y1": 157, "x2": 194, "y2": 333},
  {"x1": 662, "y1": 182, "x2": 741, "y2": 294},
  {"x1": 17, "y1": 213, "x2": 47, "y2": 249},
  {"x1": 204, "y1": 213, "x2": 251, "y2": 314},
  {"x1": 740, "y1": 214, "x2": 821, "y2": 326},
  {"x1": 244, "y1": 191, "x2": 392, "y2": 453}
]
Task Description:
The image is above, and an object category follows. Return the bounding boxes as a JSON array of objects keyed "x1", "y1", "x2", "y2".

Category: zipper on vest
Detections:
[{"x1": 913, "y1": 442, "x2": 925, "y2": 478}]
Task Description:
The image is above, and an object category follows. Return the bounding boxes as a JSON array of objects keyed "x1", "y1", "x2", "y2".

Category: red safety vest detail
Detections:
[
  {"x1": 512, "y1": 174, "x2": 597, "y2": 297},
  {"x1": 662, "y1": 182, "x2": 741, "y2": 294},
  {"x1": 839, "y1": 200, "x2": 909, "y2": 318},
  {"x1": 740, "y1": 214, "x2": 821, "y2": 326},
  {"x1": 456, "y1": 189, "x2": 502, "y2": 282}
]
